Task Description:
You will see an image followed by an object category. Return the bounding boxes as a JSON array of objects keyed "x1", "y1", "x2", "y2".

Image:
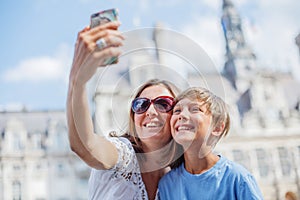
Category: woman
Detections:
[{"x1": 67, "y1": 20, "x2": 180, "y2": 200}]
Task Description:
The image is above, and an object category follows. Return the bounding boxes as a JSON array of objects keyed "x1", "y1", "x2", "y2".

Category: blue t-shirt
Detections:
[{"x1": 158, "y1": 155, "x2": 264, "y2": 200}]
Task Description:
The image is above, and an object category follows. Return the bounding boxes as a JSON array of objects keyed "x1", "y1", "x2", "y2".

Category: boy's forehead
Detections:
[
  {"x1": 176, "y1": 97, "x2": 206, "y2": 106},
  {"x1": 176, "y1": 97, "x2": 211, "y2": 112}
]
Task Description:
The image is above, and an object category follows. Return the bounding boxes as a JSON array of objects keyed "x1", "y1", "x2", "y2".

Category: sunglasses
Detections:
[{"x1": 131, "y1": 96, "x2": 175, "y2": 114}]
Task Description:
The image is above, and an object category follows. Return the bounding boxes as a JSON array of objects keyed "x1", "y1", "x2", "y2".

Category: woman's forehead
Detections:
[{"x1": 139, "y1": 85, "x2": 172, "y2": 97}]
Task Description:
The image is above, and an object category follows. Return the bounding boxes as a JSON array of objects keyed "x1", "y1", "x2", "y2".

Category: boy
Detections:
[{"x1": 158, "y1": 87, "x2": 264, "y2": 200}]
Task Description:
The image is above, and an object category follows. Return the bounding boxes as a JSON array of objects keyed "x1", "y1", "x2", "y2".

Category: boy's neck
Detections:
[{"x1": 183, "y1": 152, "x2": 219, "y2": 175}]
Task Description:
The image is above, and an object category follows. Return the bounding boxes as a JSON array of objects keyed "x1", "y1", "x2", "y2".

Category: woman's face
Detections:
[
  {"x1": 170, "y1": 98, "x2": 212, "y2": 150},
  {"x1": 134, "y1": 85, "x2": 174, "y2": 148}
]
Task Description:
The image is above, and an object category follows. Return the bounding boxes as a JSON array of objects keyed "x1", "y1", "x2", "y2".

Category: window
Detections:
[
  {"x1": 54, "y1": 125, "x2": 68, "y2": 150},
  {"x1": 31, "y1": 133, "x2": 43, "y2": 150},
  {"x1": 13, "y1": 135, "x2": 22, "y2": 151},
  {"x1": 13, "y1": 165, "x2": 21, "y2": 171},
  {"x1": 278, "y1": 147, "x2": 292, "y2": 176},
  {"x1": 232, "y1": 149, "x2": 251, "y2": 171},
  {"x1": 255, "y1": 148, "x2": 270, "y2": 177},
  {"x1": 12, "y1": 181, "x2": 21, "y2": 200}
]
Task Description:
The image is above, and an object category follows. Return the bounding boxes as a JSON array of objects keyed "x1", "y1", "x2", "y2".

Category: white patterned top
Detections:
[{"x1": 88, "y1": 137, "x2": 148, "y2": 200}]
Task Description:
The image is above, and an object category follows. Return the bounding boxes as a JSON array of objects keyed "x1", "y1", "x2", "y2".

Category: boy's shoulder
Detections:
[
  {"x1": 225, "y1": 156, "x2": 250, "y2": 171},
  {"x1": 219, "y1": 155, "x2": 254, "y2": 179}
]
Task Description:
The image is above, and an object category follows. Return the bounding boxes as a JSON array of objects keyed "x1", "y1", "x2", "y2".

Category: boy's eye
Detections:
[
  {"x1": 191, "y1": 106, "x2": 202, "y2": 112},
  {"x1": 173, "y1": 108, "x2": 181, "y2": 114}
]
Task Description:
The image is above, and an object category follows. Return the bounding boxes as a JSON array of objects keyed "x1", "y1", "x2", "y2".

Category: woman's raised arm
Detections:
[{"x1": 66, "y1": 22, "x2": 124, "y2": 169}]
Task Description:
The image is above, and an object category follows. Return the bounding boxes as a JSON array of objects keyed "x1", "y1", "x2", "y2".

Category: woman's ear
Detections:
[{"x1": 211, "y1": 122, "x2": 225, "y2": 137}]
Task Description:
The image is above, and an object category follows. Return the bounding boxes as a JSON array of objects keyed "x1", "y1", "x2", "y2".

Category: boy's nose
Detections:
[
  {"x1": 178, "y1": 109, "x2": 189, "y2": 120},
  {"x1": 178, "y1": 115, "x2": 187, "y2": 120}
]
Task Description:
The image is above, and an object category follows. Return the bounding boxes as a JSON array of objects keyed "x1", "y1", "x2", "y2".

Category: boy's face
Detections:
[{"x1": 170, "y1": 98, "x2": 212, "y2": 149}]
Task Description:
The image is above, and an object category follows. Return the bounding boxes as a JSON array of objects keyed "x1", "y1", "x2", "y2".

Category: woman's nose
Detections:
[{"x1": 146, "y1": 103, "x2": 158, "y2": 117}]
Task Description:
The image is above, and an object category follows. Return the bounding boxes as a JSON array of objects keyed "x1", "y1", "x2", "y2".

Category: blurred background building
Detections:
[
  {"x1": 0, "y1": 111, "x2": 90, "y2": 200},
  {"x1": 1, "y1": 0, "x2": 300, "y2": 199}
]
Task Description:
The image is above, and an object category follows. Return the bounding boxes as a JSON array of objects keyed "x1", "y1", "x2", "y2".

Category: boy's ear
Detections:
[{"x1": 211, "y1": 122, "x2": 225, "y2": 137}]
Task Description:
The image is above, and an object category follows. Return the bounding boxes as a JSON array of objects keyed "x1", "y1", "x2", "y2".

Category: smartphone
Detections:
[
  {"x1": 90, "y1": 8, "x2": 119, "y2": 28},
  {"x1": 90, "y1": 8, "x2": 119, "y2": 65}
]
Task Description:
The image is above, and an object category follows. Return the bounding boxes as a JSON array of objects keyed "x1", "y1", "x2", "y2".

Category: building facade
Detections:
[{"x1": 0, "y1": 111, "x2": 90, "y2": 200}]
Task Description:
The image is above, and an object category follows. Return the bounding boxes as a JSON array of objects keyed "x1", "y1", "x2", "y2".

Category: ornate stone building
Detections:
[
  {"x1": 0, "y1": 111, "x2": 90, "y2": 200},
  {"x1": 218, "y1": 1, "x2": 300, "y2": 199}
]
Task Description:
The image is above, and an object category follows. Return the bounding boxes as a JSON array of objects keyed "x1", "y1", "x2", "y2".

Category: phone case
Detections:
[
  {"x1": 90, "y1": 8, "x2": 119, "y2": 28},
  {"x1": 90, "y1": 9, "x2": 119, "y2": 65}
]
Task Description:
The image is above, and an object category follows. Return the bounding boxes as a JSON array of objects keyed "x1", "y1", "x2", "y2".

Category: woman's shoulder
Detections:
[
  {"x1": 108, "y1": 134, "x2": 133, "y2": 148},
  {"x1": 104, "y1": 135, "x2": 142, "y2": 172}
]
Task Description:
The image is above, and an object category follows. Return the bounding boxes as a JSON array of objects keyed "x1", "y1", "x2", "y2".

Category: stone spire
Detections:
[
  {"x1": 221, "y1": 0, "x2": 258, "y2": 122},
  {"x1": 221, "y1": 0, "x2": 256, "y2": 92}
]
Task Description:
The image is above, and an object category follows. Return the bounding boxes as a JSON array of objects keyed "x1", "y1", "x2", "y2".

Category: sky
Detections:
[{"x1": 0, "y1": 0, "x2": 300, "y2": 111}]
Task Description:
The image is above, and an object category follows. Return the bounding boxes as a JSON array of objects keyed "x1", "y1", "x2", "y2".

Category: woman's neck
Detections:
[
  {"x1": 139, "y1": 151, "x2": 167, "y2": 173},
  {"x1": 139, "y1": 139, "x2": 174, "y2": 172},
  {"x1": 141, "y1": 139, "x2": 168, "y2": 153},
  {"x1": 141, "y1": 168, "x2": 170, "y2": 200}
]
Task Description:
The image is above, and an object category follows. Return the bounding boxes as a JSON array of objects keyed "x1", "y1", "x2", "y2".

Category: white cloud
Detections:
[{"x1": 3, "y1": 44, "x2": 72, "y2": 83}]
